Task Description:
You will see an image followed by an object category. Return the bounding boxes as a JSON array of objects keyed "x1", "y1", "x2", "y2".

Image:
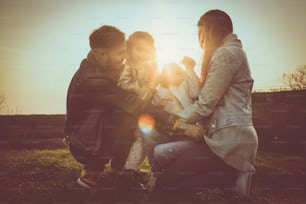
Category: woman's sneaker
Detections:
[{"x1": 77, "y1": 169, "x2": 98, "y2": 189}]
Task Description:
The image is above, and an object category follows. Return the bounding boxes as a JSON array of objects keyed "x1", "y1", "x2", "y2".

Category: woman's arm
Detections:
[{"x1": 178, "y1": 47, "x2": 242, "y2": 123}]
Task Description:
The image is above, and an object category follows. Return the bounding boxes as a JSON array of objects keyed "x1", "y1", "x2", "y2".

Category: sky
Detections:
[{"x1": 1, "y1": 0, "x2": 306, "y2": 114}]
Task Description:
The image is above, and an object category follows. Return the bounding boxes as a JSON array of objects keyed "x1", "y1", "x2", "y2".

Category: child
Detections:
[
  {"x1": 117, "y1": 31, "x2": 158, "y2": 185},
  {"x1": 118, "y1": 31, "x2": 158, "y2": 100},
  {"x1": 153, "y1": 59, "x2": 200, "y2": 114},
  {"x1": 119, "y1": 37, "x2": 200, "y2": 187}
]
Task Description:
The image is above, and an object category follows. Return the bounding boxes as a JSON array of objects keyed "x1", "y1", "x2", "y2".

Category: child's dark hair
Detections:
[{"x1": 89, "y1": 25, "x2": 125, "y2": 49}]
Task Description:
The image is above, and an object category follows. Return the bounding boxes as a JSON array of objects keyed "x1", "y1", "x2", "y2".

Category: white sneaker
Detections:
[
  {"x1": 77, "y1": 177, "x2": 96, "y2": 189},
  {"x1": 235, "y1": 171, "x2": 253, "y2": 198},
  {"x1": 76, "y1": 169, "x2": 98, "y2": 189}
]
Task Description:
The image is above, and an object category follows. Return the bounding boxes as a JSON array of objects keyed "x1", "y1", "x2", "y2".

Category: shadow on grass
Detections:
[{"x1": 1, "y1": 148, "x2": 306, "y2": 203}]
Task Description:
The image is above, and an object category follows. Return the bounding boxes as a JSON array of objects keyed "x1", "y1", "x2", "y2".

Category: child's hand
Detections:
[
  {"x1": 158, "y1": 95, "x2": 172, "y2": 106},
  {"x1": 148, "y1": 80, "x2": 157, "y2": 89},
  {"x1": 181, "y1": 56, "x2": 196, "y2": 69}
]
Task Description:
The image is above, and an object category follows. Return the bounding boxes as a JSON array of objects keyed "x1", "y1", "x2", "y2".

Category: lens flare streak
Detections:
[{"x1": 138, "y1": 114, "x2": 155, "y2": 135}]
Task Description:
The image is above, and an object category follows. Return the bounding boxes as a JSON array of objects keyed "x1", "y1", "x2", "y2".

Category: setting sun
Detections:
[
  {"x1": 153, "y1": 28, "x2": 201, "y2": 73},
  {"x1": 155, "y1": 39, "x2": 186, "y2": 71}
]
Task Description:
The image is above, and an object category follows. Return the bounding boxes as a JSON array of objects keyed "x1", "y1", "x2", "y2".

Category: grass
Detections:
[
  {"x1": 1, "y1": 148, "x2": 306, "y2": 203},
  {"x1": 1, "y1": 91, "x2": 306, "y2": 203}
]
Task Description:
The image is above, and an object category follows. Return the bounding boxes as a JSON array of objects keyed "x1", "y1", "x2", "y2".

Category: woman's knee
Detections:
[
  {"x1": 153, "y1": 141, "x2": 195, "y2": 167},
  {"x1": 153, "y1": 145, "x2": 170, "y2": 167}
]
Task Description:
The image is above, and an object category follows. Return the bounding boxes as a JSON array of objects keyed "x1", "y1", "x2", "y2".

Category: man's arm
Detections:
[{"x1": 75, "y1": 72, "x2": 176, "y2": 130}]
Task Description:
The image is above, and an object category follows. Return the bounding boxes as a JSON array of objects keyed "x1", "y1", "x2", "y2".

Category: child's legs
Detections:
[
  {"x1": 124, "y1": 136, "x2": 146, "y2": 171},
  {"x1": 69, "y1": 144, "x2": 109, "y2": 177},
  {"x1": 111, "y1": 132, "x2": 135, "y2": 171}
]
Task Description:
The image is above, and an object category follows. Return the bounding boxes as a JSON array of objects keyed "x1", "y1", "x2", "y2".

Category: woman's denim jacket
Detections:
[{"x1": 178, "y1": 34, "x2": 254, "y2": 135}]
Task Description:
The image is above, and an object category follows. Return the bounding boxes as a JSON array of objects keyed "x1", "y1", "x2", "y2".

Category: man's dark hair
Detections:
[{"x1": 89, "y1": 25, "x2": 125, "y2": 49}]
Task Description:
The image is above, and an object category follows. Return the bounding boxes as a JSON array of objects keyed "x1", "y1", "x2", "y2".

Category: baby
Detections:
[{"x1": 153, "y1": 58, "x2": 200, "y2": 114}]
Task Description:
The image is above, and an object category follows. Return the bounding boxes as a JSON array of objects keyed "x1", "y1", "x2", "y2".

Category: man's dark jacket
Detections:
[{"x1": 64, "y1": 58, "x2": 173, "y2": 155}]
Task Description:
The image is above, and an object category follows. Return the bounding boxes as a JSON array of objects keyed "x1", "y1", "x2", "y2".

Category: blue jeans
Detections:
[{"x1": 142, "y1": 130, "x2": 236, "y2": 191}]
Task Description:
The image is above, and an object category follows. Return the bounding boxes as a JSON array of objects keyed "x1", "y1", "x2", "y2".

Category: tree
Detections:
[
  {"x1": 282, "y1": 65, "x2": 306, "y2": 90},
  {"x1": 0, "y1": 93, "x2": 6, "y2": 111}
]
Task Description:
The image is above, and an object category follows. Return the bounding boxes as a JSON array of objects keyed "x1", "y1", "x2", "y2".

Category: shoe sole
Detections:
[{"x1": 77, "y1": 178, "x2": 95, "y2": 189}]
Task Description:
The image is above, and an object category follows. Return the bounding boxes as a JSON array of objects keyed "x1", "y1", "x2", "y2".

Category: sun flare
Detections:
[
  {"x1": 138, "y1": 114, "x2": 155, "y2": 135},
  {"x1": 153, "y1": 31, "x2": 201, "y2": 74}
]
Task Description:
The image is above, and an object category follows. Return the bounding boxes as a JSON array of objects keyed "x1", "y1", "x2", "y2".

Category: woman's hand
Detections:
[{"x1": 184, "y1": 124, "x2": 207, "y2": 141}]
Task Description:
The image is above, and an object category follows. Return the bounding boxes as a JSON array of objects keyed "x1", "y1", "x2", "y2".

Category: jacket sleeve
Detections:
[
  {"x1": 74, "y1": 70, "x2": 144, "y2": 115},
  {"x1": 74, "y1": 70, "x2": 175, "y2": 129},
  {"x1": 117, "y1": 65, "x2": 142, "y2": 95},
  {"x1": 178, "y1": 47, "x2": 241, "y2": 123}
]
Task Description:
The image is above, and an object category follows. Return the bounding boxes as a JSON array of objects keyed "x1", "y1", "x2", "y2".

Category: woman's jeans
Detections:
[{"x1": 141, "y1": 130, "x2": 236, "y2": 191}]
